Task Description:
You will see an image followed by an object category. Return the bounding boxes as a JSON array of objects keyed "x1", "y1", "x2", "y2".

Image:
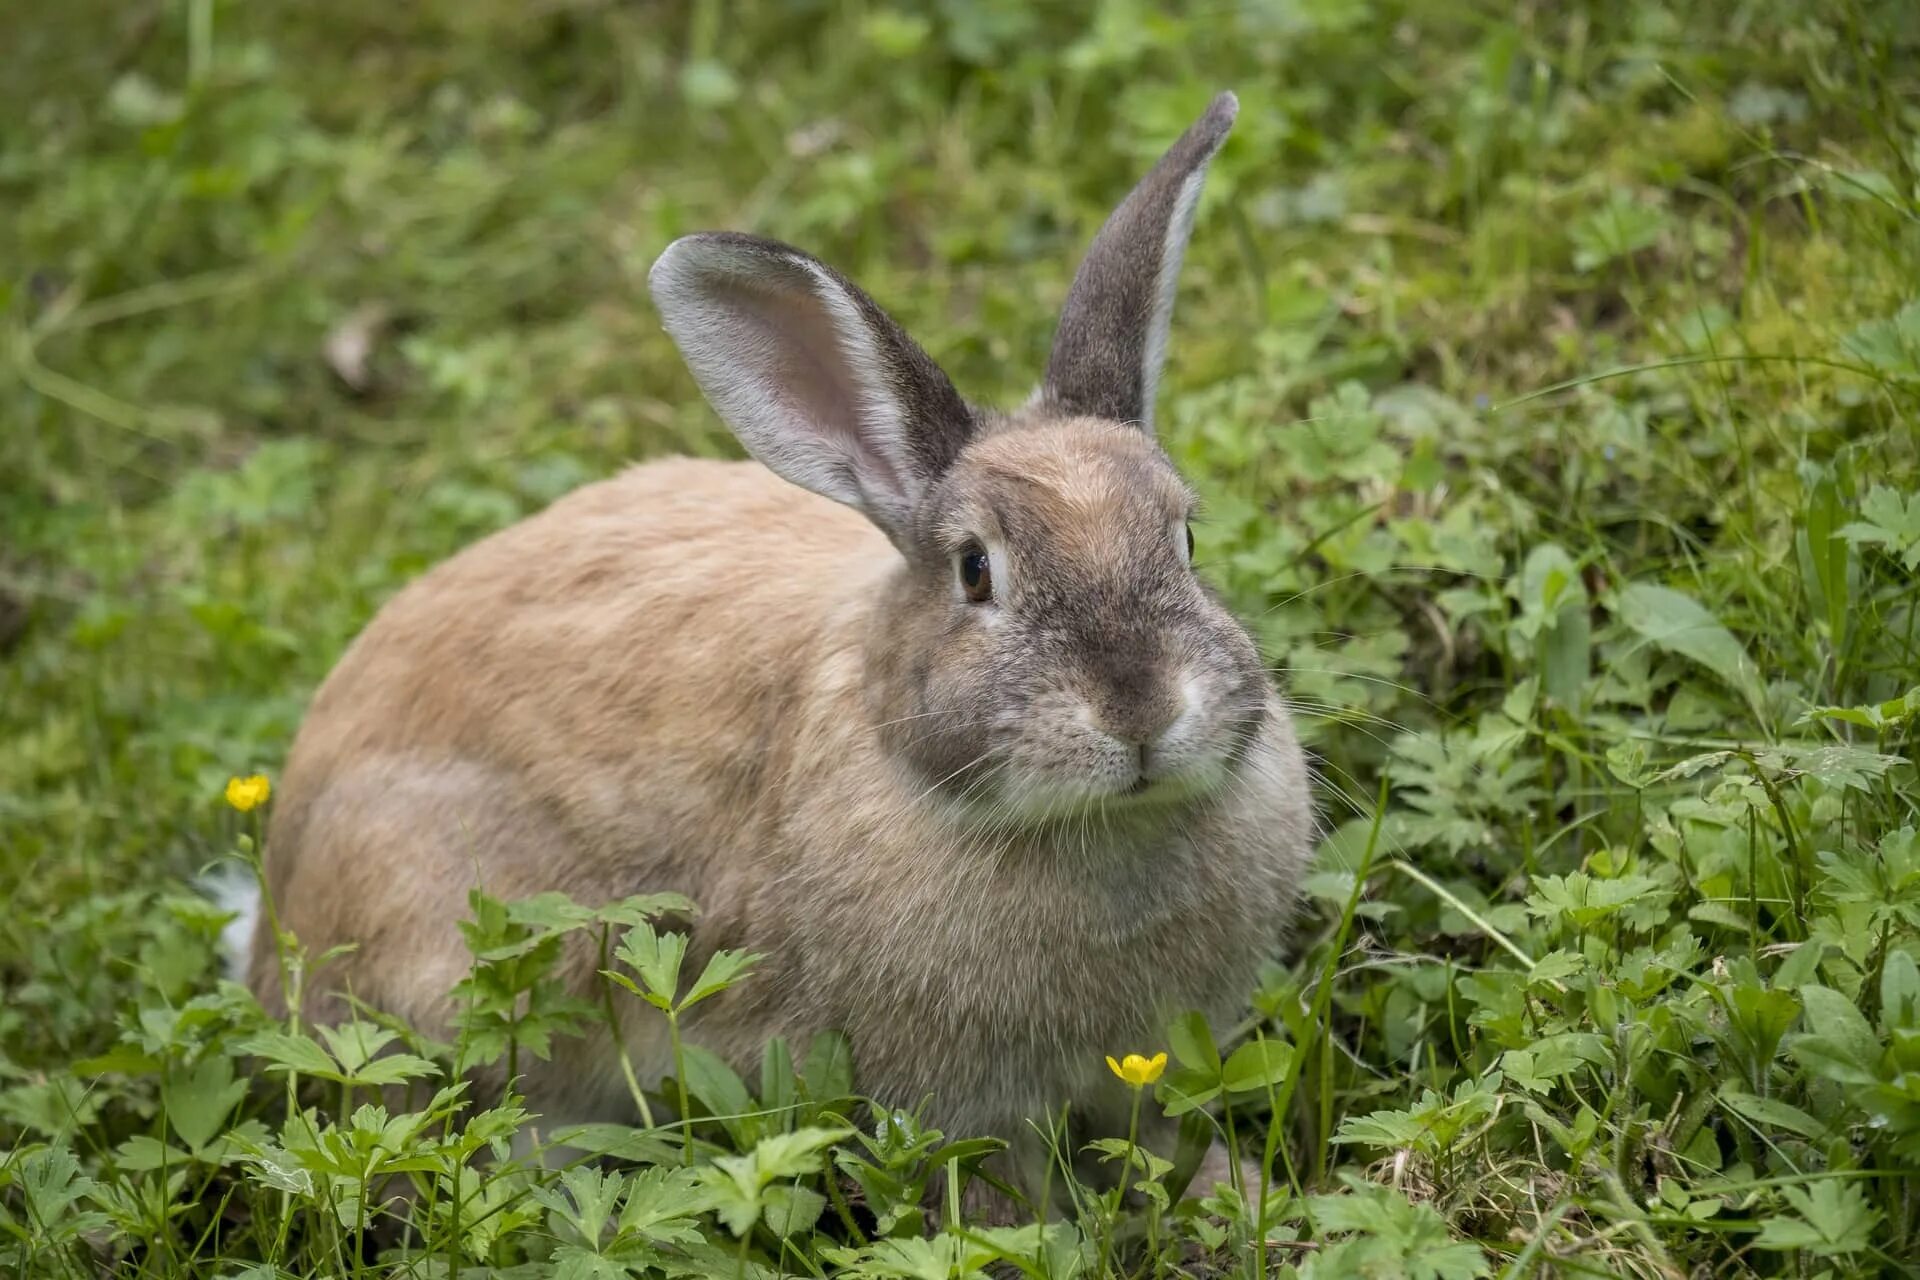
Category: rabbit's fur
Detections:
[{"x1": 247, "y1": 92, "x2": 1311, "y2": 1186}]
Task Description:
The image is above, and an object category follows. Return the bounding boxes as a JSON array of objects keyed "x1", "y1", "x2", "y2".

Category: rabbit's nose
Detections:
[
  {"x1": 1092, "y1": 668, "x2": 1205, "y2": 779},
  {"x1": 1095, "y1": 681, "x2": 1189, "y2": 757},
  {"x1": 1108, "y1": 702, "x2": 1180, "y2": 750}
]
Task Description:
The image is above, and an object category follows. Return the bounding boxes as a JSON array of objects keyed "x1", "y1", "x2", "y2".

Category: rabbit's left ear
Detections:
[
  {"x1": 1039, "y1": 92, "x2": 1237, "y2": 433},
  {"x1": 650, "y1": 232, "x2": 976, "y2": 548}
]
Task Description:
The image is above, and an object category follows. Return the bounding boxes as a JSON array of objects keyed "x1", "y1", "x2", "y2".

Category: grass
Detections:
[{"x1": 4, "y1": 0, "x2": 1920, "y2": 1275}]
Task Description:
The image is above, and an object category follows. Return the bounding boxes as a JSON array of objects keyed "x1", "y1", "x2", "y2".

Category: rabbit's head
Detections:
[{"x1": 651, "y1": 93, "x2": 1273, "y2": 825}]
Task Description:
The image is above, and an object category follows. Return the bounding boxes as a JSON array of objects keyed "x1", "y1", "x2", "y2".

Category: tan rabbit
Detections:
[{"x1": 240, "y1": 91, "x2": 1311, "y2": 1196}]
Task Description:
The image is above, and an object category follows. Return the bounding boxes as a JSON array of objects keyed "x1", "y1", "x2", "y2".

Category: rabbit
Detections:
[{"x1": 238, "y1": 90, "x2": 1312, "y2": 1204}]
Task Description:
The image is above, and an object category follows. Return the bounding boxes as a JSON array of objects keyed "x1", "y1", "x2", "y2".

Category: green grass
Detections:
[{"x1": 5, "y1": 1, "x2": 1920, "y2": 1275}]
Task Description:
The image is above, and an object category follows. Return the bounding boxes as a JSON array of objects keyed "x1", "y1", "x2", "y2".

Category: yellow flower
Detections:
[
  {"x1": 226, "y1": 774, "x2": 271, "y2": 812},
  {"x1": 1105, "y1": 1051, "x2": 1168, "y2": 1088}
]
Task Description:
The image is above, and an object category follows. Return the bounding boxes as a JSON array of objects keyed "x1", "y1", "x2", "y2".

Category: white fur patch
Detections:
[
  {"x1": 650, "y1": 240, "x2": 865, "y2": 510},
  {"x1": 799, "y1": 259, "x2": 913, "y2": 500},
  {"x1": 199, "y1": 865, "x2": 260, "y2": 983},
  {"x1": 1162, "y1": 668, "x2": 1208, "y2": 756},
  {"x1": 1140, "y1": 166, "x2": 1208, "y2": 433}
]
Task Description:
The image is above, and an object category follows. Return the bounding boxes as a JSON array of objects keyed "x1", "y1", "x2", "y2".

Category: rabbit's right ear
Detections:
[
  {"x1": 650, "y1": 233, "x2": 976, "y2": 546},
  {"x1": 1039, "y1": 92, "x2": 1237, "y2": 433}
]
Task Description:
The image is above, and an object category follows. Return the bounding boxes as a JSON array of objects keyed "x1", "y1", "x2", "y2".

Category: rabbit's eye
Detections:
[
  {"x1": 958, "y1": 545, "x2": 993, "y2": 603},
  {"x1": 1185, "y1": 523, "x2": 1195, "y2": 562}
]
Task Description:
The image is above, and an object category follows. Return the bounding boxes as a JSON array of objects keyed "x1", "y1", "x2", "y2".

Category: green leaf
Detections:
[
  {"x1": 681, "y1": 1044, "x2": 755, "y2": 1139},
  {"x1": 535, "y1": 1165, "x2": 626, "y2": 1250},
  {"x1": 699, "y1": 1126, "x2": 850, "y2": 1238},
  {"x1": 1221, "y1": 1039, "x2": 1295, "y2": 1093},
  {"x1": 0, "y1": 1074, "x2": 102, "y2": 1137},
  {"x1": 1526, "y1": 871, "x2": 1672, "y2": 931},
  {"x1": 1167, "y1": 1010, "x2": 1221, "y2": 1073},
  {"x1": 1841, "y1": 302, "x2": 1920, "y2": 383},
  {"x1": 612, "y1": 923, "x2": 687, "y2": 1010},
  {"x1": 504, "y1": 892, "x2": 599, "y2": 936},
  {"x1": 1815, "y1": 826, "x2": 1920, "y2": 928},
  {"x1": 1717, "y1": 1087, "x2": 1826, "y2": 1140},
  {"x1": 1795, "y1": 468, "x2": 1851, "y2": 649},
  {"x1": 1802, "y1": 687, "x2": 1920, "y2": 731},
  {"x1": 1788, "y1": 985, "x2": 1885, "y2": 1086},
  {"x1": 1613, "y1": 582, "x2": 1760, "y2": 705},
  {"x1": 352, "y1": 1052, "x2": 443, "y2": 1086},
  {"x1": 312, "y1": 1021, "x2": 390, "y2": 1073},
  {"x1": 235, "y1": 1030, "x2": 340, "y2": 1078},
  {"x1": 1603, "y1": 739, "x2": 1654, "y2": 787},
  {"x1": 1306, "y1": 1179, "x2": 1490, "y2": 1278},
  {"x1": 679, "y1": 59, "x2": 740, "y2": 109},
  {"x1": 17, "y1": 1146, "x2": 101, "y2": 1234},
  {"x1": 550, "y1": 1249, "x2": 629, "y2": 1280},
  {"x1": 762, "y1": 1183, "x2": 826, "y2": 1238},
  {"x1": 164, "y1": 1055, "x2": 248, "y2": 1153},
  {"x1": 616, "y1": 1165, "x2": 712, "y2": 1244},
  {"x1": 550, "y1": 1124, "x2": 679, "y2": 1166},
  {"x1": 680, "y1": 946, "x2": 761, "y2": 1010},
  {"x1": 1823, "y1": 167, "x2": 1902, "y2": 205},
  {"x1": 1570, "y1": 193, "x2": 1669, "y2": 271},
  {"x1": 1755, "y1": 742, "x2": 1908, "y2": 792},
  {"x1": 1882, "y1": 950, "x2": 1920, "y2": 1032},
  {"x1": 112, "y1": 1134, "x2": 191, "y2": 1172},
  {"x1": 1839, "y1": 484, "x2": 1920, "y2": 569},
  {"x1": 823, "y1": 1234, "x2": 1003, "y2": 1280},
  {"x1": 1754, "y1": 1181, "x2": 1881, "y2": 1255},
  {"x1": 1515, "y1": 543, "x2": 1590, "y2": 709},
  {"x1": 801, "y1": 1030, "x2": 854, "y2": 1102},
  {"x1": 1157, "y1": 1066, "x2": 1222, "y2": 1117},
  {"x1": 1332, "y1": 1110, "x2": 1426, "y2": 1149},
  {"x1": 1331, "y1": 1080, "x2": 1501, "y2": 1156},
  {"x1": 596, "y1": 892, "x2": 698, "y2": 928},
  {"x1": 240, "y1": 1147, "x2": 315, "y2": 1197},
  {"x1": 761, "y1": 1036, "x2": 797, "y2": 1121},
  {"x1": 1710, "y1": 974, "x2": 1801, "y2": 1078},
  {"x1": 1499, "y1": 1034, "x2": 1609, "y2": 1093},
  {"x1": 748, "y1": 1126, "x2": 851, "y2": 1182}
]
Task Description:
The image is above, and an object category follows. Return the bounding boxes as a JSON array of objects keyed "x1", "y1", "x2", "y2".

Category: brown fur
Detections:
[{"x1": 254, "y1": 431, "x2": 1309, "y2": 1127}]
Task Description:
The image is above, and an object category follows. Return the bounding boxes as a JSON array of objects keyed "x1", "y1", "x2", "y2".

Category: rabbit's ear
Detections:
[
  {"x1": 1039, "y1": 92, "x2": 1237, "y2": 432},
  {"x1": 650, "y1": 232, "x2": 975, "y2": 544}
]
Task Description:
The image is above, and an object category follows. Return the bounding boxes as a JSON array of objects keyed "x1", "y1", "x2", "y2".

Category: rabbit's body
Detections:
[
  {"x1": 257, "y1": 436, "x2": 1308, "y2": 1140},
  {"x1": 248, "y1": 92, "x2": 1313, "y2": 1181}
]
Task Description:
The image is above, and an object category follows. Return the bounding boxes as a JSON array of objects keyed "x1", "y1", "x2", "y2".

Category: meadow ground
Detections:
[{"x1": 4, "y1": 2, "x2": 1920, "y2": 1276}]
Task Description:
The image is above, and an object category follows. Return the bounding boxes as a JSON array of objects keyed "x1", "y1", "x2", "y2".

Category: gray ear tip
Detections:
[
  {"x1": 1196, "y1": 91, "x2": 1239, "y2": 151},
  {"x1": 649, "y1": 232, "x2": 784, "y2": 302},
  {"x1": 648, "y1": 235, "x2": 702, "y2": 297}
]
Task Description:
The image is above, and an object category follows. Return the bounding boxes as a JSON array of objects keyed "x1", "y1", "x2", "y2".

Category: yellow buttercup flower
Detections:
[
  {"x1": 1105, "y1": 1051, "x2": 1167, "y2": 1088},
  {"x1": 226, "y1": 774, "x2": 271, "y2": 812}
]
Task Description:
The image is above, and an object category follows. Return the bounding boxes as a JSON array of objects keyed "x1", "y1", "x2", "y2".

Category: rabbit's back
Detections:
[
  {"x1": 253, "y1": 457, "x2": 887, "y2": 1027},
  {"x1": 275, "y1": 455, "x2": 884, "y2": 793}
]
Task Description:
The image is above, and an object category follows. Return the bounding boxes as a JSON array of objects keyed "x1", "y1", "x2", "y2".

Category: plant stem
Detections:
[
  {"x1": 1269, "y1": 774, "x2": 1389, "y2": 1190},
  {"x1": 668, "y1": 1008, "x2": 694, "y2": 1164},
  {"x1": 1096, "y1": 1086, "x2": 1144, "y2": 1279},
  {"x1": 598, "y1": 927, "x2": 656, "y2": 1128}
]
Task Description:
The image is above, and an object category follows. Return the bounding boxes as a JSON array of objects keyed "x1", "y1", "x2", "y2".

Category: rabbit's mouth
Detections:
[
  {"x1": 1105, "y1": 763, "x2": 1231, "y2": 810},
  {"x1": 945, "y1": 673, "x2": 1269, "y2": 824},
  {"x1": 984, "y1": 753, "x2": 1238, "y2": 825}
]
